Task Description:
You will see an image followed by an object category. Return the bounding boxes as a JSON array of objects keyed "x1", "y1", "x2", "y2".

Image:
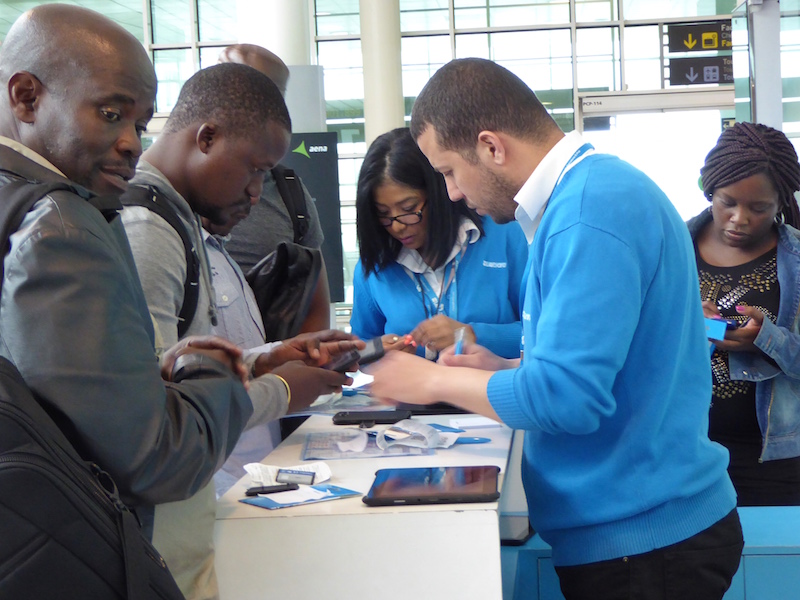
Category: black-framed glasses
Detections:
[{"x1": 377, "y1": 202, "x2": 427, "y2": 228}]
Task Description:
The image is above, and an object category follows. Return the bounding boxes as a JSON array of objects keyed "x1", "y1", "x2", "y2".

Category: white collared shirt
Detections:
[
  {"x1": 396, "y1": 216, "x2": 480, "y2": 291},
  {"x1": 0, "y1": 135, "x2": 67, "y2": 177},
  {"x1": 514, "y1": 131, "x2": 591, "y2": 243}
]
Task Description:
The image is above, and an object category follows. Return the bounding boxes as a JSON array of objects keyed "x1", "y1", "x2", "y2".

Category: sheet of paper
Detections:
[
  {"x1": 239, "y1": 483, "x2": 361, "y2": 510},
  {"x1": 449, "y1": 416, "x2": 503, "y2": 429}
]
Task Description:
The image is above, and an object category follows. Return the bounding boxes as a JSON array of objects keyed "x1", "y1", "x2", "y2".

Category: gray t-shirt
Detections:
[{"x1": 226, "y1": 168, "x2": 324, "y2": 273}]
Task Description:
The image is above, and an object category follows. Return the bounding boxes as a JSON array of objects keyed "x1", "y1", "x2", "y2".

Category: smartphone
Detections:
[
  {"x1": 244, "y1": 483, "x2": 300, "y2": 496},
  {"x1": 357, "y1": 337, "x2": 385, "y2": 366},
  {"x1": 362, "y1": 465, "x2": 501, "y2": 506},
  {"x1": 322, "y1": 348, "x2": 361, "y2": 373},
  {"x1": 332, "y1": 409, "x2": 412, "y2": 425},
  {"x1": 724, "y1": 319, "x2": 739, "y2": 330}
]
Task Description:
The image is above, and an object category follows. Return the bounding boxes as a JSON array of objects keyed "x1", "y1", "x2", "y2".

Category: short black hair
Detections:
[
  {"x1": 410, "y1": 58, "x2": 558, "y2": 155},
  {"x1": 164, "y1": 62, "x2": 290, "y2": 138},
  {"x1": 356, "y1": 127, "x2": 483, "y2": 275},
  {"x1": 701, "y1": 122, "x2": 800, "y2": 228}
]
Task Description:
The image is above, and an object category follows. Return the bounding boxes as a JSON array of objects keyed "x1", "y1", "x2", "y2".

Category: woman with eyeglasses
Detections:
[{"x1": 350, "y1": 127, "x2": 528, "y2": 358}]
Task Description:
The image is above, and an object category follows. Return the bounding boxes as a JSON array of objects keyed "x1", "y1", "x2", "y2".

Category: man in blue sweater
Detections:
[{"x1": 368, "y1": 58, "x2": 743, "y2": 599}]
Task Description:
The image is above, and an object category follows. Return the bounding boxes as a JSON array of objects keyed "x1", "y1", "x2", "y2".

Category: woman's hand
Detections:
[
  {"x1": 410, "y1": 315, "x2": 475, "y2": 353},
  {"x1": 715, "y1": 305, "x2": 764, "y2": 353},
  {"x1": 381, "y1": 333, "x2": 417, "y2": 354}
]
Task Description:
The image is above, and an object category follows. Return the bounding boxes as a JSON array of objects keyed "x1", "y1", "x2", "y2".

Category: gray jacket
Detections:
[{"x1": 0, "y1": 144, "x2": 252, "y2": 507}]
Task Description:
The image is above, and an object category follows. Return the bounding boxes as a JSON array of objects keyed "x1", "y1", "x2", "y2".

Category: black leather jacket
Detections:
[{"x1": 0, "y1": 144, "x2": 252, "y2": 508}]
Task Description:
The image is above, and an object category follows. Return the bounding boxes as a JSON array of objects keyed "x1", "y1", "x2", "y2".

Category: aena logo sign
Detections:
[{"x1": 292, "y1": 140, "x2": 329, "y2": 159}]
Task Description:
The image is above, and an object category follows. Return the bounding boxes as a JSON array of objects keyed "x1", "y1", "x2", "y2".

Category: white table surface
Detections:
[{"x1": 214, "y1": 413, "x2": 516, "y2": 600}]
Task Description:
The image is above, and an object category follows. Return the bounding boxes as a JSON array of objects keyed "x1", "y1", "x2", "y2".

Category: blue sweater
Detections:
[
  {"x1": 488, "y1": 154, "x2": 736, "y2": 566},
  {"x1": 351, "y1": 218, "x2": 527, "y2": 358}
]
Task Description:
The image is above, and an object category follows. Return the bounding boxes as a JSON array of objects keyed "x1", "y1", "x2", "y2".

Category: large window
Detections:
[
  {"x1": 315, "y1": 0, "x2": 742, "y2": 304},
  {"x1": 0, "y1": 0, "x2": 788, "y2": 314}
]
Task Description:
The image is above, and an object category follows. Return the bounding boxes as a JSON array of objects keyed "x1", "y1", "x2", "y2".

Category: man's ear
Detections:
[
  {"x1": 8, "y1": 72, "x2": 43, "y2": 124},
  {"x1": 476, "y1": 130, "x2": 507, "y2": 166},
  {"x1": 195, "y1": 122, "x2": 217, "y2": 153}
]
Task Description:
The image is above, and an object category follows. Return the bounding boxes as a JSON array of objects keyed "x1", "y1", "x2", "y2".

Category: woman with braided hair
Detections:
[{"x1": 687, "y1": 121, "x2": 800, "y2": 505}]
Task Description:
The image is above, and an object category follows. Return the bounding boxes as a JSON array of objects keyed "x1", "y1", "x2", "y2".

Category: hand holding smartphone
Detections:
[{"x1": 322, "y1": 337, "x2": 386, "y2": 373}]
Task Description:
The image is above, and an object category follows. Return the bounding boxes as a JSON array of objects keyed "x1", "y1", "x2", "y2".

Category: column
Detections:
[
  {"x1": 235, "y1": 0, "x2": 312, "y2": 66},
  {"x1": 748, "y1": 0, "x2": 782, "y2": 129},
  {"x1": 359, "y1": 0, "x2": 406, "y2": 146}
]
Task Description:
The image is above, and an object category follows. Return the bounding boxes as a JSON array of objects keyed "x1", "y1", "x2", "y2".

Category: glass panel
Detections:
[
  {"x1": 576, "y1": 27, "x2": 621, "y2": 91},
  {"x1": 623, "y1": 26, "x2": 662, "y2": 90},
  {"x1": 198, "y1": 0, "x2": 237, "y2": 42},
  {"x1": 318, "y1": 40, "x2": 364, "y2": 119},
  {"x1": 199, "y1": 46, "x2": 226, "y2": 69},
  {"x1": 0, "y1": 2, "x2": 146, "y2": 42},
  {"x1": 457, "y1": 30, "x2": 574, "y2": 131},
  {"x1": 338, "y1": 157, "x2": 364, "y2": 306},
  {"x1": 153, "y1": 49, "x2": 195, "y2": 113},
  {"x1": 402, "y1": 35, "x2": 452, "y2": 110},
  {"x1": 732, "y1": 9, "x2": 751, "y2": 125},
  {"x1": 582, "y1": 110, "x2": 723, "y2": 220},
  {"x1": 576, "y1": 0, "x2": 617, "y2": 22},
  {"x1": 782, "y1": 11, "x2": 800, "y2": 134},
  {"x1": 400, "y1": 0, "x2": 450, "y2": 31},
  {"x1": 151, "y1": 0, "x2": 193, "y2": 45},
  {"x1": 459, "y1": 30, "x2": 573, "y2": 91},
  {"x1": 783, "y1": 0, "x2": 800, "y2": 13},
  {"x1": 622, "y1": 0, "x2": 737, "y2": 21},
  {"x1": 316, "y1": 0, "x2": 361, "y2": 36},
  {"x1": 455, "y1": 0, "x2": 570, "y2": 28}
]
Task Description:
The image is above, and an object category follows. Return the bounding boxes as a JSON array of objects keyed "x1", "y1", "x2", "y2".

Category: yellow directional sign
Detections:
[{"x1": 668, "y1": 21, "x2": 732, "y2": 53}]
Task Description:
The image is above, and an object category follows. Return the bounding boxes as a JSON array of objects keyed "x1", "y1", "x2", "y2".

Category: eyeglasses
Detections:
[{"x1": 377, "y1": 202, "x2": 427, "y2": 228}]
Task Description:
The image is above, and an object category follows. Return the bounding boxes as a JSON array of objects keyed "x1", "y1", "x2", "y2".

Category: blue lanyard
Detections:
[
  {"x1": 555, "y1": 142, "x2": 595, "y2": 188},
  {"x1": 415, "y1": 252, "x2": 462, "y2": 321}
]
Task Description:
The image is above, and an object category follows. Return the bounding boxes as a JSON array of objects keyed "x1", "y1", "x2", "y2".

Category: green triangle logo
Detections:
[{"x1": 292, "y1": 140, "x2": 310, "y2": 159}]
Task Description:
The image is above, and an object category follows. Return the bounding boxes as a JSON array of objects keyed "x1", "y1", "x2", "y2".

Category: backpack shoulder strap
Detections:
[
  {"x1": 271, "y1": 165, "x2": 309, "y2": 244},
  {"x1": 0, "y1": 179, "x2": 78, "y2": 281},
  {"x1": 121, "y1": 185, "x2": 199, "y2": 338}
]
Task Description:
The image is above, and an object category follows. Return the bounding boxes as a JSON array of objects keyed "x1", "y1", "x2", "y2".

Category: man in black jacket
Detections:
[{"x1": 0, "y1": 3, "x2": 252, "y2": 531}]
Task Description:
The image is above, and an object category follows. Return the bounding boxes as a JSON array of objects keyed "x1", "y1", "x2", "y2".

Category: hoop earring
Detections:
[{"x1": 775, "y1": 212, "x2": 786, "y2": 226}]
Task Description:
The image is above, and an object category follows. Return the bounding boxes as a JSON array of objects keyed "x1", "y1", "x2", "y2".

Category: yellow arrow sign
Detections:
[{"x1": 684, "y1": 34, "x2": 697, "y2": 49}]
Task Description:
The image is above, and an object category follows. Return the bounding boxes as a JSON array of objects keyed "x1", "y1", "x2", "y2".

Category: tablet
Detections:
[{"x1": 362, "y1": 465, "x2": 500, "y2": 506}]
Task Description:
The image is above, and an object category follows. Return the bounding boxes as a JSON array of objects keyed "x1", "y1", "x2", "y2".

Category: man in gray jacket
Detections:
[
  {"x1": 121, "y1": 63, "x2": 356, "y2": 600},
  {"x1": 0, "y1": 2, "x2": 252, "y2": 543}
]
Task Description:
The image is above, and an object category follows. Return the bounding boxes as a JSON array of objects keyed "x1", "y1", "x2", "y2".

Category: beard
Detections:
[{"x1": 477, "y1": 163, "x2": 519, "y2": 224}]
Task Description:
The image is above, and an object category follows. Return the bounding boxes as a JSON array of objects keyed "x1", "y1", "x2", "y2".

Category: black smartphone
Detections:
[
  {"x1": 358, "y1": 336, "x2": 385, "y2": 366},
  {"x1": 322, "y1": 348, "x2": 361, "y2": 373},
  {"x1": 332, "y1": 409, "x2": 412, "y2": 425},
  {"x1": 362, "y1": 465, "x2": 501, "y2": 506},
  {"x1": 244, "y1": 483, "x2": 300, "y2": 496}
]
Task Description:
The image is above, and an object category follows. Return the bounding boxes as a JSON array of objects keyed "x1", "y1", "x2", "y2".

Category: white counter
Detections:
[{"x1": 214, "y1": 414, "x2": 517, "y2": 600}]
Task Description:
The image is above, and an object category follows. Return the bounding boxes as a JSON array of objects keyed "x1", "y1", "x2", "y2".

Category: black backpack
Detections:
[
  {"x1": 0, "y1": 179, "x2": 184, "y2": 599},
  {"x1": 121, "y1": 185, "x2": 200, "y2": 338}
]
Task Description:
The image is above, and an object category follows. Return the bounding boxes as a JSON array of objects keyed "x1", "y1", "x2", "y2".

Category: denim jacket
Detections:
[{"x1": 688, "y1": 210, "x2": 800, "y2": 461}]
